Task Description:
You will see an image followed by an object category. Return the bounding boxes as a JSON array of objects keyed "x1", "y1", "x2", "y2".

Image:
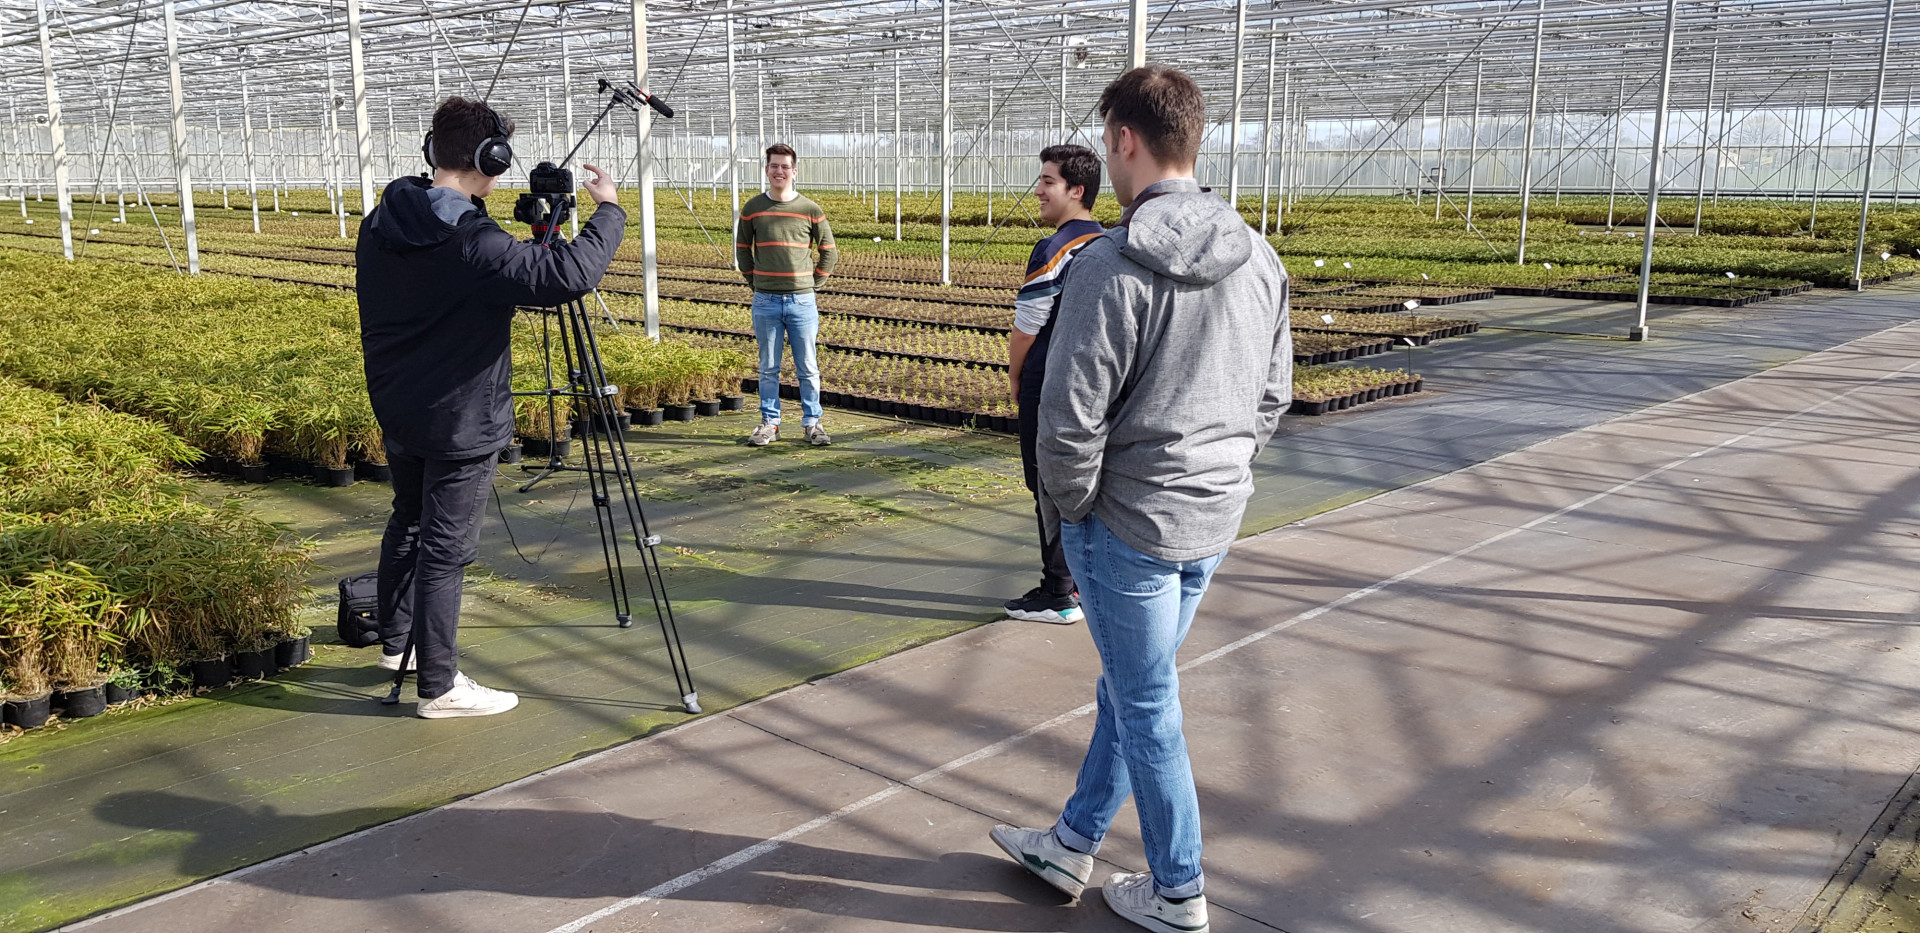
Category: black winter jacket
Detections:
[{"x1": 357, "y1": 175, "x2": 626, "y2": 459}]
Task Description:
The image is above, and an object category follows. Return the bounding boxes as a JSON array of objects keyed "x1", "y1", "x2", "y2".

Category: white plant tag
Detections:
[
  {"x1": 23, "y1": 219, "x2": 32, "y2": 224},
  {"x1": 1313, "y1": 259, "x2": 1325, "y2": 267},
  {"x1": 88, "y1": 228, "x2": 99, "y2": 234},
  {"x1": 1320, "y1": 314, "x2": 1335, "y2": 324},
  {"x1": 1883, "y1": 252, "x2": 1893, "y2": 261},
  {"x1": 1543, "y1": 262, "x2": 1554, "y2": 270},
  {"x1": 1421, "y1": 273, "x2": 1430, "y2": 280},
  {"x1": 1342, "y1": 261, "x2": 1353, "y2": 269},
  {"x1": 1404, "y1": 299, "x2": 1421, "y2": 311},
  {"x1": 1725, "y1": 272, "x2": 1737, "y2": 279}
]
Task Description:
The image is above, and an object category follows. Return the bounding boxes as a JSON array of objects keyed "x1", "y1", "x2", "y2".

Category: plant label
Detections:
[
  {"x1": 874, "y1": 237, "x2": 882, "y2": 242},
  {"x1": 1313, "y1": 259, "x2": 1325, "y2": 267},
  {"x1": 291, "y1": 211, "x2": 300, "y2": 217},
  {"x1": 1342, "y1": 262, "x2": 1353, "y2": 269},
  {"x1": 23, "y1": 219, "x2": 31, "y2": 224},
  {"x1": 1320, "y1": 314, "x2": 1335, "y2": 324},
  {"x1": 1404, "y1": 300, "x2": 1420, "y2": 311},
  {"x1": 1421, "y1": 273, "x2": 1430, "y2": 280},
  {"x1": 1725, "y1": 272, "x2": 1737, "y2": 279},
  {"x1": 1543, "y1": 262, "x2": 1553, "y2": 270},
  {"x1": 1883, "y1": 252, "x2": 1893, "y2": 261}
]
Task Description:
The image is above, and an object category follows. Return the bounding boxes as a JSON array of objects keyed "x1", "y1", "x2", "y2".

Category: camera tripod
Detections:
[{"x1": 383, "y1": 78, "x2": 697, "y2": 715}]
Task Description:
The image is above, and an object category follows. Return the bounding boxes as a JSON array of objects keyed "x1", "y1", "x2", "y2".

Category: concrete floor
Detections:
[{"x1": 40, "y1": 291, "x2": 1920, "y2": 932}]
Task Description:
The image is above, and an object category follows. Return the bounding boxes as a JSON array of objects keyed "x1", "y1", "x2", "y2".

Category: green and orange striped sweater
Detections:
[{"x1": 735, "y1": 192, "x2": 837, "y2": 293}]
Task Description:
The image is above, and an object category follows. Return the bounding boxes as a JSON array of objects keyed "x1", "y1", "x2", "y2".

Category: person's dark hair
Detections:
[
  {"x1": 430, "y1": 96, "x2": 514, "y2": 171},
  {"x1": 1039, "y1": 144, "x2": 1101, "y2": 210},
  {"x1": 1097, "y1": 66, "x2": 1205, "y2": 166},
  {"x1": 766, "y1": 143, "x2": 798, "y2": 166}
]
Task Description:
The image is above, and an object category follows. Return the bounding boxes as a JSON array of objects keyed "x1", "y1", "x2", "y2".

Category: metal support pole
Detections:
[
  {"x1": 1607, "y1": 75, "x2": 1624, "y2": 230},
  {"x1": 1515, "y1": 0, "x2": 1545, "y2": 265},
  {"x1": 1853, "y1": 0, "x2": 1896, "y2": 290},
  {"x1": 1259, "y1": 34, "x2": 1274, "y2": 235},
  {"x1": 632, "y1": 0, "x2": 660, "y2": 338},
  {"x1": 327, "y1": 61, "x2": 347, "y2": 238},
  {"x1": 162, "y1": 0, "x2": 197, "y2": 271},
  {"x1": 893, "y1": 49, "x2": 901, "y2": 240},
  {"x1": 1895, "y1": 91, "x2": 1911, "y2": 210},
  {"x1": 347, "y1": 0, "x2": 376, "y2": 216},
  {"x1": 1631, "y1": 0, "x2": 1680, "y2": 342},
  {"x1": 1435, "y1": 83, "x2": 1448, "y2": 220},
  {"x1": 1810, "y1": 65, "x2": 1831, "y2": 231},
  {"x1": 725, "y1": 0, "x2": 738, "y2": 227},
  {"x1": 1712, "y1": 88, "x2": 1729, "y2": 206},
  {"x1": 939, "y1": 0, "x2": 951, "y2": 285},
  {"x1": 1226, "y1": 0, "x2": 1245, "y2": 209},
  {"x1": 1060, "y1": 14, "x2": 1070, "y2": 141},
  {"x1": 1692, "y1": 17, "x2": 1719, "y2": 234},
  {"x1": 1466, "y1": 58, "x2": 1480, "y2": 227},
  {"x1": 33, "y1": 0, "x2": 70, "y2": 259},
  {"x1": 562, "y1": 10, "x2": 578, "y2": 236},
  {"x1": 242, "y1": 71, "x2": 259, "y2": 233},
  {"x1": 1127, "y1": 0, "x2": 1148, "y2": 69},
  {"x1": 216, "y1": 108, "x2": 229, "y2": 209}
]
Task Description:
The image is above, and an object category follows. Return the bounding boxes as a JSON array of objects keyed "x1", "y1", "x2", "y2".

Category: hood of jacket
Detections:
[
  {"x1": 1114, "y1": 177, "x2": 1252, "y2": 287},
  {"x1": 366, "y1": 175, "x2": 482, "y2": 252}
]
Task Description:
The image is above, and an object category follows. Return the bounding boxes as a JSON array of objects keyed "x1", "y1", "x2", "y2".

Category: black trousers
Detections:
[
  {"x1": 1017, "y1": 391, "x2": 1076, "y2": 599},
  {"x1": 376, "y1": 445, "x2": 497, "y2": 699}
]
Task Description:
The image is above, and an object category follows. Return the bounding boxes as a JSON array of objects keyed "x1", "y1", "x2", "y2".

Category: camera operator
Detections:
[{"x1": 356, "y1": 96, "x2": 625, "y2": 719}]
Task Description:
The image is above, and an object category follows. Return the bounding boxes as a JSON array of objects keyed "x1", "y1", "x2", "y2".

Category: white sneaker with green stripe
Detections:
[
  {"x1": 1103, "y1": 871, "x2": 1210, "y2": 933},
  {"x1": 989, "y1": 824, "x2": 1093, "y2": 898}
]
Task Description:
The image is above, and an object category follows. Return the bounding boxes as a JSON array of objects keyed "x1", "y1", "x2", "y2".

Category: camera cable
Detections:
[{"x1": 493, "y1": 465, "x2": 582, "y2": 566}]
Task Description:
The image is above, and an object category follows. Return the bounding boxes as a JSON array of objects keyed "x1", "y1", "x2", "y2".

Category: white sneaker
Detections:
[
  {"x1": 1103, "y1": 871, "x2": 1209, "y2": 933},
  {"x1": 377, "y1": 650, "x2": 416, "y2": 671},
  {"x1": 989, "y1": 824, "x2": 1093, "y2": 899},
  {"x1": 416, "y1": 672, "x2": 519, "y2": 719}
]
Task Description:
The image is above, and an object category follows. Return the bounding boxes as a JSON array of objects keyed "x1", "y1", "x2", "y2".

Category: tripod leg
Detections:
[{"x1": 381, "y1": 631, "x2": 415, "y2": 705}]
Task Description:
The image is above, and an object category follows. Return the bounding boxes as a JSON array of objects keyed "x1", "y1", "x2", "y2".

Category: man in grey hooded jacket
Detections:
[{"x1": 988, "y1": 66, "x2": 1291, "y2": 933}]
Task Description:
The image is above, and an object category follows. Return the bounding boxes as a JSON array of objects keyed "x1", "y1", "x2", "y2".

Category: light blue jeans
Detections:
[
  {"x1": 750, "y1": 290, "x2": 822, "y2": 426},
  {"x1": 1053, "y1": 513, "x2": 1224, "y2": 900}
]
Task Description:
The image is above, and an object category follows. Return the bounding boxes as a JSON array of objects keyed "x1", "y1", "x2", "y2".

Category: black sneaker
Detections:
[{"x1": 1004, "y1": 587, "x2": 1084, "y2": 625}]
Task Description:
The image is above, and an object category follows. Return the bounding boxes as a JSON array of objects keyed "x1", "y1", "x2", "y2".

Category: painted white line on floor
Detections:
[{"x1": 538, "y1": 355, "x2": 1920, "y2": 933}]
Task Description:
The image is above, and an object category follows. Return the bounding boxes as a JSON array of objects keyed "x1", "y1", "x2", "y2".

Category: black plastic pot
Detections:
[
  {"x1": 693, "y1": 399, "x2": 722, "y2": 417},
  {"x1": 499, "y1": 444, "x2": 523, "y2": 465},
  {"x1": 719, "y1": 394, "x2": 746, "y2": 412},
  {"x1": 570, "y1": 417, "x2": 593, "y2": 438},
  {"x1": 191, "y1": 657, "x2": 232, "y2": 688},
  {"x1": 615, "y1": 412, "x2": 634, "y2": 432},
  {"x1": 314, "y1": 465, "x2": 356, "y2": 487},
  {"x1": 103, "y1": 682, "x2": 137, "y2": 705},
  {"x1": 629, "y1": 408, "x2": 665, "y2": 427},
  {"x1": 58, "y1": 686, "x2": 107, "y2": 718},
  {"x1": 742, "y1": 378, "x2": 760, "y2": 393},
  {"x1": 4, "y1": 693, "x2": 52, "y2": 729},
  {"x1": 664, "y1": 404, "x2": 697, "y2": 422},
  {"x1": 275, "y1": 635, "x2": 313, "y2": 670},
  {"x1": 233, "y1": 649, "x2": 273, "y2": 680},
  {"x1": 240, "y1": 463, "x2": 269, "y2": 484},
  {"x1": 521, "y1": 438, "x2": 573, "y2": 459},
  {"x1": 356, "y1": 461, "x2": 393, "y2": 482}
]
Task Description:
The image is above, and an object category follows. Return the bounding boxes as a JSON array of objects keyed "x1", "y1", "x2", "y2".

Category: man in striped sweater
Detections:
[{"x1": 736, "y1": 143, "x2": 837, "y2": 447}]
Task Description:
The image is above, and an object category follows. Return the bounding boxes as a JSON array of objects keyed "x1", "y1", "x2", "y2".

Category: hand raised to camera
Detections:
[{"x1": 582, "y1": 164, "x2": 619, "y2": 205}]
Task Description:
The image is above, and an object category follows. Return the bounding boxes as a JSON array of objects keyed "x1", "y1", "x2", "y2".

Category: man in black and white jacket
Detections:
[{"x1": 356, "y1": 96, "x2": 624, "y2": 719}]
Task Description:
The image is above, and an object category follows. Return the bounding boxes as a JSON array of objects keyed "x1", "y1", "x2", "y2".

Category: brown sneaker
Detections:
[{"x1": 748, "y1": 421, "x2": 780, "y2": 446}]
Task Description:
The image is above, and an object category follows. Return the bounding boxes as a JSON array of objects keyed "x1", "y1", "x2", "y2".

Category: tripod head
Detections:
[{"x1": 513, "y1": 79, "x2": 677, "y2": 246}]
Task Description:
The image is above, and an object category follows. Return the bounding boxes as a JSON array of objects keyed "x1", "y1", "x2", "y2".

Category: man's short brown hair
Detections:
[
  {"x1": 430, "y1": 96, "x2": 514, "y2": 171},
  {"x1": 1097, "y1": 66, "x2": 1205, "y2": 166},
  {"x1": 765, "y1": 143, "x2": 797, "y2": 166}
]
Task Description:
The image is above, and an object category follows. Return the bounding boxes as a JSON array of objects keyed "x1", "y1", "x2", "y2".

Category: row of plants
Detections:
[
  {"x1": 1289, "y1": 365, "x2": 1424, "y2": 416},
  {"x1": 0, "y1": 376, "x2": 312, "y2": 728},
  {"x1": 1295, "y1": 311, "x2": 1481, "y2": 344}
]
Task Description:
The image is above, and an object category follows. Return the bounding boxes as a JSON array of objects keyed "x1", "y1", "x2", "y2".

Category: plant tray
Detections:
[{"x1": 1289, "y1": 377, "x2": 1424, "y2": 416}]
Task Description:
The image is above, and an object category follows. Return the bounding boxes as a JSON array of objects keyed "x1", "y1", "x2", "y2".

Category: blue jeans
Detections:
[
  {"x1": 750, "y1": 290, "x2": 823, "y2": 425},
  {"x1": 1053, "y1": 513, "x2": 1224, "y2": 900}
]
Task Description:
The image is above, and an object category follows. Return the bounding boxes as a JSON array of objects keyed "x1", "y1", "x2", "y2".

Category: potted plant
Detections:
[
  {"x1": 102, "y1": 667, "x2": 144, "y2": 705},
  {"x1": 274, "y1": 625, "x2": 313, "y2": 670}
]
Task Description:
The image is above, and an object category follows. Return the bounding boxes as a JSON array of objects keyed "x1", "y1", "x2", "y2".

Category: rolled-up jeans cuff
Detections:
[
  {"x1": 1051, "y1": 815, "x2": 1100, "y2": 855},
  {"x1": 1155, "y1": 874, "x2": 1205, "y2": 900}
]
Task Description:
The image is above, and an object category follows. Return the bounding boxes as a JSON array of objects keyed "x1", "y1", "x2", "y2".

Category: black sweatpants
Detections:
[
  {"x1": 1017, "y1": 390, "x2": 1076, "y2": 599},
  {"x1": 376, "y1": 445, "x2": 497, "y2": 699}
]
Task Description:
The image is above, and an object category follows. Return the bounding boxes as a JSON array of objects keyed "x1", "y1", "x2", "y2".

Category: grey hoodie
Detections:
[{"x1": 1037, "y1": 177, "x2": 1292, "y2": 563}]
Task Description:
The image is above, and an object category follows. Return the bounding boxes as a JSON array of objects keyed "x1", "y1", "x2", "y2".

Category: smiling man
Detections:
[{"x1": 1003, "y1": 144, "x2": 1103, "y2": 627}]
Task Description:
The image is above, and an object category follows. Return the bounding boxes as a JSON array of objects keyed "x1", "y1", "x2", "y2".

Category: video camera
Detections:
[
  {"x1": 512, "y1": 79, "x2": 673, "y2": 246},
  {"x1": 513, "y1": 162, "x2": 575, "y2": 240}
]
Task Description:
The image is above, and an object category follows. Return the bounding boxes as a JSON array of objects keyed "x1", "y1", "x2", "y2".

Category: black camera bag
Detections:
[{"x1": 336, "y1": 572, "x2": 381, "y2": 648}]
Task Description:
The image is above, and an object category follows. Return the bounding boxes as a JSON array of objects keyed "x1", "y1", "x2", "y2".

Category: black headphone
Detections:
[{"x1": 421, "y1": 104, "x2": 514, "y2": 177}]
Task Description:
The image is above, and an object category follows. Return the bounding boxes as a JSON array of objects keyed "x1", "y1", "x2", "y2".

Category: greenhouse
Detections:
[{"x1": 2, "y1": 0, "x2": 1919, "y2": 931}]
